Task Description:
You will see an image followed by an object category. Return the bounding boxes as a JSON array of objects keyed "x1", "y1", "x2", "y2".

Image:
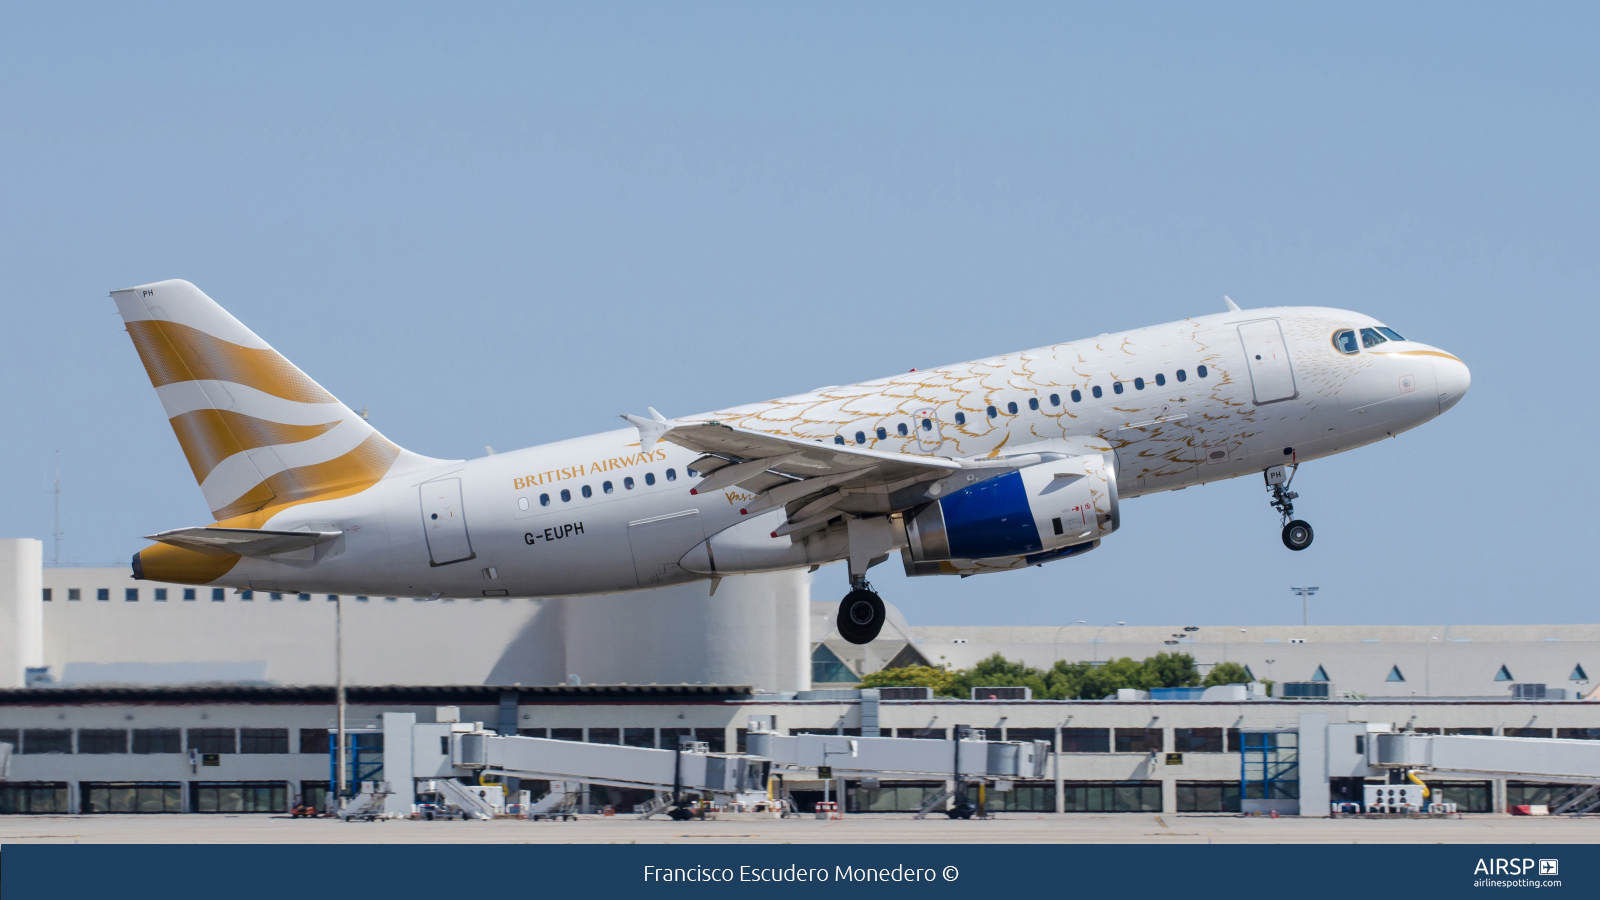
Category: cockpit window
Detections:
[
  {"x1": 1376, "y1": 326, "x2": 1405, "y2": 342},
  {"x1": 1360, "y1": 328, "x2": 1387, "y2": 348},
  {"x1": 1333, "y1": 329, "x2": 1358, "y2": 354}
]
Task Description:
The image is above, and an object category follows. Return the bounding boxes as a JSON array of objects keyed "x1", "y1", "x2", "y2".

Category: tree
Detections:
[
  {"x1": 859, "y1": 665, "x2": 960, "y2": 697},
  {"x1": 1141, "y1": 652, "x2": 1200, "y2": 688},
  {"x1": 951, "y1": 653, "x2": 1049, "y2": 699},
  {"x1": 1203, "y1": 661, "x2": 1253, "y2": 687}
]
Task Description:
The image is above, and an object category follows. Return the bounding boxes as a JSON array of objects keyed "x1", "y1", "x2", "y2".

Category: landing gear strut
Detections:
[
  {"x1": 837, "y1": 578, "x2": 886, "y2": 645},
  {"x1": 1266, "y1": 463, "x2": 1313, "y2": 551}
]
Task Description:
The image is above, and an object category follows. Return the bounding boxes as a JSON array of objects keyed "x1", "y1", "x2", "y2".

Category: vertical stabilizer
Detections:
[{"x1": 112, "y1": 279, "x2": 442, "y2": 523}]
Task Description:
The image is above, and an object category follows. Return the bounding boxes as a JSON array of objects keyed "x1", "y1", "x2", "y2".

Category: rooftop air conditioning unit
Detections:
[
  {"x1": 878, "y1": 686, "x2": 934, "y2": 701},
  {"x1": 971, "y1": 686, "x2": 1031, "y2": 701},
  {"x1": 1280, "y1": 682, "x2": 1330, "y2": 699},
  {"x1": 1512, "y1": 683, "x2": 1547, "y2": 700}
]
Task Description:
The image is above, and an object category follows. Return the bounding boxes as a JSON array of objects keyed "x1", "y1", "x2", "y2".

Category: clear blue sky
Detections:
[{"x1": 2, "y1": 3, "x2": 1595, "y2": 627}]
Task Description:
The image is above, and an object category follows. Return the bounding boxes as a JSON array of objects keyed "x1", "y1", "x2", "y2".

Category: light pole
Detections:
[
  {"x1": 1092, "y1": 622, "x2": 1126, "y2": 663},
  {"x1": 1290, "y1": 586, "x2": 1320, "y2": 627},
  {"x1": 336, "y1": 594, "x2": 347, "y2": 808},
  {"x1": 1052, "y1": 620, "x2": 1087, "y2": 663}
]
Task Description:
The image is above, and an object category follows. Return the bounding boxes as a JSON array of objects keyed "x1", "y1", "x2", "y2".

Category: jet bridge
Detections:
[
  {"x1": 1372, "y1": 732, "x2": 1600, "y2": 785},
  {"x1": 376, "y1": 711, "x2": 1052, "y2": 818}
]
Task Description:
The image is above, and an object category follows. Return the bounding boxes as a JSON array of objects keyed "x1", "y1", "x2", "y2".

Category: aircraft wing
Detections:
[
  {"x1": 144, "y1": 527, "x2": 343, "y2": 558},
  {"x1": 653, "y1": 420, "x2": 961, "y2": 530}
]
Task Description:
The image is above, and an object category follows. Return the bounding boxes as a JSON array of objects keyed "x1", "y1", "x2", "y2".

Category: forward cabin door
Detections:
[
  {"x1": 420, "y1": 478, "x2": 475, "y2": 566},
  {"x1": 1237, "y1": 319, "x2": 1299, "y2": 405}
]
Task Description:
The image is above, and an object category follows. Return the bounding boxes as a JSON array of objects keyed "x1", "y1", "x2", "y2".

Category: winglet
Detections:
[
  {"x1": 1224, "y1": 295, "x2": 1240, "y2": 312},
  {"x1": 621, "y1": 407, "x2": 672, "y2": 453}
]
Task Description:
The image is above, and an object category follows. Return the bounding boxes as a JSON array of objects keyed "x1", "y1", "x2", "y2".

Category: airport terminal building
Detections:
[{"x1": 1, "y1": 539, "x2": 1596, "y2": 818}]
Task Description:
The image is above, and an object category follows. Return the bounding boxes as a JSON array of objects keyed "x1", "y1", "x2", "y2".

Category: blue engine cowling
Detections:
[{"x1": 902, "y1": 455, "x2": 1119, "y2": 574}]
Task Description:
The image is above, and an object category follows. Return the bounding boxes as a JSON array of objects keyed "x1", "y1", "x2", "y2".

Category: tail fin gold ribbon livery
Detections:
[{"x1": 113, "y1": 279, "x2": 438, "y2": 582}]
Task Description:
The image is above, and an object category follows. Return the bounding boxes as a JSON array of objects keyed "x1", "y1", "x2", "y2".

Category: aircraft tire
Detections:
[
  {"x1": 836, "y1": 589, "x2": 886, "y2": 644},
  {"x1": 1282, "y1": 520, "x2": 1314, "y2": 551}
]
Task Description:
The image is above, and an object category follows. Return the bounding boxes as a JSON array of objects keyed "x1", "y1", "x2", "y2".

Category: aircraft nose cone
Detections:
[{"x1": 1434, "y1": 354, "x2": 1470, "y2": 414}]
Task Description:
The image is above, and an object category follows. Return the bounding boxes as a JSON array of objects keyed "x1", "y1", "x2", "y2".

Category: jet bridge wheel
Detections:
[
  {"x1": 837, "y1": 589, "x2": 886, "y2": 645},
  {"x1": 1282, "y1": 520, "x2": 1314, "y2": 551}
]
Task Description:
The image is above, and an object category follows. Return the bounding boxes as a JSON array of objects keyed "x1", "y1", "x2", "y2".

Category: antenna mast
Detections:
[{"x1": 48, "y1": 452, "x2": 63, "y2": 566}]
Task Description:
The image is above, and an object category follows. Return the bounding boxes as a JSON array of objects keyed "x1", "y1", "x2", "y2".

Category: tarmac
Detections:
[{"x1": 0, "y1": 813, "x2": 1595, "y2": 844}]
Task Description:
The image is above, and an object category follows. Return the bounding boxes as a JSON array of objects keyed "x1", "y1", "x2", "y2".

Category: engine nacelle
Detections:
[{"x1": 902, "y1": 454, "x2": 1118, "y2": 576}]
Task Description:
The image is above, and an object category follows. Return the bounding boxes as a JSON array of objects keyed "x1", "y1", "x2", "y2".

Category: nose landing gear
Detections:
[
  {"x1": 837, "y1": 578, "x2": 886, "y2": 645},
  {"x1": 1266, "y1": 463, "x2": 1313, "y2": 551}
]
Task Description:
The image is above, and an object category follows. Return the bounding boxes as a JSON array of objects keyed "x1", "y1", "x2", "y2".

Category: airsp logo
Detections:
[
  {"x1": 1539, "y1": 859, "x2": 1559, "y2": 877},
  {"x1": 1473, "y1": 858, "x2": 1556, "y2": 876}
]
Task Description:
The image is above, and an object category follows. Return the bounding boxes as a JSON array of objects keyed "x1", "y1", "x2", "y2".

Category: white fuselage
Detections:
[{"x1": 216, "y1": 306, "x2": 1467, "y2": 597}]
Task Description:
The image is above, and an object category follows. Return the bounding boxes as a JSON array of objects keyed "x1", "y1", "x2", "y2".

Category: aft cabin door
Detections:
[
  {"x1": 420, "y1": 478, "x2": 475, "y2": 566},
  {"x1": 1237, "y1": 319, "x2": 1298, "y2": 405}
]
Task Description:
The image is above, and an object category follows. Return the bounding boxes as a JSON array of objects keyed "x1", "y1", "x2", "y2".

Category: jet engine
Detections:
[{"x1": 901, "y1": 453, "x2": 1118, "y2": 576}]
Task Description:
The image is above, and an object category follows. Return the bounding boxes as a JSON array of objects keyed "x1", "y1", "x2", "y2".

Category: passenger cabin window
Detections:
[
  {"x1": 1377, "y1": 326, "x2": 1406, "y2": 341},
  {"x1": 1070, "y1": 390, "x2": 1081, "y2": 403},
  {"x1": 540, "y1": 493, "x2": 550, "y2": 506},
  {"x1": 1006, "y1": 401, "x2": 1018, "y2": 414},
  {"x1": 955, "y1": 412, "x2": 967, "y2": 425},
  {"x1": 1113, "y1": 382, "x2": 1124, "y2": 394},
  {"x1": 986, "y1": 406, "x2": 997, "y2": 418},
  {"x1": 1197, "y1": 365, "x2": 1209, "y2": 378},
  {"x1": 897, "y1": 423, "x2": 909, "y2": 436},
  {"x1": 921, "y1": 418, "x2": 932, "y2": 431},
  {"x1": 1360, "y1": 327, "x2": 1387, "y2": 348},
  {"x1": 834, "y1": 436, "x2": 845, "y2": 445},
  {"x1": 1176, "y1": 369, "x2": 1187, "y2": 382},
  {"x1": 1091, "y1": 386, "x2": 1102, "y2": 399},
  {"x1": 876, "y1": 427, "x2": 887, "y2": 440},
  {"x1": 518, "y1": 497, "x2": 529, "y2": 510},
  {"x1": 581, "y1": 485, "x2": 592, "y2": 498},
  {"x1": 603, "y1": 481, "x2": 613, "y2": 494},
  {"x1": 560, "y1": 489, "x2": 572, "y2": 502},
  {"x1": 1332, "y1": 329, "x2": 1359, "y2": 354},
  {"x1": 645, "y1": 472, "x2": 656, "y2": 486},
  {"x1": 665, "y1": 469, "x2": 676, "y2": 481},
  {"x1": 1049, "y1": 394, "x2": 1060, "y2": 406},
  {"x1": 1134, "y1": 377, "x2": 1144, "y2": 390},
  {"x1": 855, "y1": 431, "x2": 867, "y2": 444},
  {"x1": 623, "y1": 477, "x2": 634, "y2": 490},
  {"x1": 1154, "y1": 373, "x2": 1165, "y2": 386}
]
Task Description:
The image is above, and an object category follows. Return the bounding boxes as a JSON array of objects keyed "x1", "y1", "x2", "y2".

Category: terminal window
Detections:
[
  {"x1": 299, "y1": 729, "x2": 329, "y2": 754},
  {"x1": 212, "y1": 589, "x2": 225, "y2": 601},
  {"x1": 68, "y1": 589, "x2": 80, "y2": 600},
  {"x1": 895, "y1": 728, "x2": 949, "y2": 740},
  {"x1": 133, "y1": 729, "x2": 181, "y2": 754},
  {"x1": 1177, "y1": 781, "x2": 1241, "y2": 812},
  {"x1": 78, "y1": 729, "x2": 129, "y2": 754},
  {"x1": 1062, "y1": 781, "x2": 1161, "y2": 812},
  {"x1": 623, "y1": 728, "x2": 655, "y2": 748},
  {"x1": 21, "y1": 729, "x2": 72, "y2": 754},
  {"x1": 990, "y1": 782, "x2": 1057, "y2": 813},
  {"x1": 1114, "y1": 728, "x2": 1163, "y2": 753},
  {"x1": 191, "y1": 781, "x2": 288, "y2": 814},
  {"x1": 82, "y1": 783, "x2": 182, "y2": 814},
  {"x1": 1006, "y1": 728, "x2": 1056, "y2": 744},
  {"x1": 1174, "y1": 728, "x2": 1225, "y2": 753},
  {"x1": 240, "y1": 728, "x2": 289, "y2": 753},
  {"x1": 0, "y1": 782, "x2": 70, "y2": 814},
  {"x1": 97, "y1": 589, "x2": 109, "y2": 601},
  {"x1": 187, "y1": 728, "x2": 237, "y2": 754},
  {"x1": 1060, "y1": 728, "x2": 1110, "y2": 753},
  {"x1": 1241, "y1": 731, "x2": 1299, "y2": 800},
  {"x1": 550, "y1": 728, "x2": 582, "y2": 742},
  {"x1": 517, "y1": 728, "x2": 549, "y2": 739},
  {"x1": 587, "y1": 728, "x2": 620, "y2": 745}
]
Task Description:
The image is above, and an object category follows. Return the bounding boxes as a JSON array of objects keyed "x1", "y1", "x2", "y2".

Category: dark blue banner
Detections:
[{"x1": 4, "y1": 844, "x2": 1597, "y2": 899}]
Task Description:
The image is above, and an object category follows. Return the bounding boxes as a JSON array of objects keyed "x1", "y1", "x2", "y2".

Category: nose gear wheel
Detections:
[{"x1": 1266, "y1": 463, "x2": 1314, "y2": 551}]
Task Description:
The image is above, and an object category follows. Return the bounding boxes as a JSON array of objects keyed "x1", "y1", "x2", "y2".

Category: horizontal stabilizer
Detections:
[{"x1": 144, "y1": 526, "x2": 343, "y2": 558}]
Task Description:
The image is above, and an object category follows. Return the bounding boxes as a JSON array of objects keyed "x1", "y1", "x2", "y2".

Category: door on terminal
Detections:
[
  {"x1": 1236, "y1": 319, "x2": 1298, "y2": 405},
  {"x1": 420, "y1": 478, "x2": 475, "y2": 565}
]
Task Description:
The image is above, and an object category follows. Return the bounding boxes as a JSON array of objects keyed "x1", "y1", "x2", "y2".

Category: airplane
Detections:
[{"x1": 119, "y1": 281, "x2": 1468, "y2": 644}]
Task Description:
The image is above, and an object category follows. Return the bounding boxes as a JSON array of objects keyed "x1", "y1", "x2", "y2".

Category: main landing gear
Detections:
[
  {"x1": 1266, "y1": 463, "x2": 1314, "y2": 552},
  {"x1": 837, "y1": 578, "x2": 886, "y2": 645}
]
